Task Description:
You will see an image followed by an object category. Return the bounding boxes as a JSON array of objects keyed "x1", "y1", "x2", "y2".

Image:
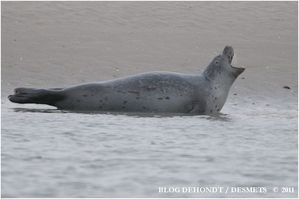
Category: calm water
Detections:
[{"x1": 1, "y1": 99, "x2": 297, "y2": 197}]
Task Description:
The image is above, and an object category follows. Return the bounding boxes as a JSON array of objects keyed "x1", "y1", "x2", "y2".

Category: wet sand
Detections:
[{"x1": 2, "y1": 1, "x2": 297, "y2": 110}]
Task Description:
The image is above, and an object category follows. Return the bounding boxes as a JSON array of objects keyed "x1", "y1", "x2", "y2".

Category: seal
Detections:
[{"x1": 8, "y1": 46, "x2": 245, "y2": 114}]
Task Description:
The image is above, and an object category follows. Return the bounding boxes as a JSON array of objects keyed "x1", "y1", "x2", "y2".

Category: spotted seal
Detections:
[{"x1": 8, "y1": 46, "x2": 245, "y2": 114}]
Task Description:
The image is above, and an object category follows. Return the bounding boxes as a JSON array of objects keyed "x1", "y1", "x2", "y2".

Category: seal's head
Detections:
[{"x1": 204, "y1": 46, "x2": 245, "y2": 83}]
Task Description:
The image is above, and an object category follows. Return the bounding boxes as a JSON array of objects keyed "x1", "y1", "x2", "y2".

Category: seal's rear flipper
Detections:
[{"x1": 8, "y1": 88, "x2": 64, "y2": 106}]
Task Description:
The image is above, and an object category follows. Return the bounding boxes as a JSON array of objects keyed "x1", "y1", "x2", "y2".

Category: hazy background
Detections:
[{"x1": 2, "y1": 1, "x2": 297, "y2": 103}]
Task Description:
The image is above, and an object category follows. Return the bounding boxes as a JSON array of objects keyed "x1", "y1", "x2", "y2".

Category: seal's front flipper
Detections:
[
  {"x1": 49, "y1": 87, "x2": 64, "y2": 91},
  {"x1": 8, "y1": 88, "x2": 64, "y2": 106},
  {"x1": 189, "y1": 104, "x2": 205, "y2": 114}
]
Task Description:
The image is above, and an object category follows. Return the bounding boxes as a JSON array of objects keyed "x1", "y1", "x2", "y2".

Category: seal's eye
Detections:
[{"x1": 214, "y1": 60, "x2": 219, "y2": 65}]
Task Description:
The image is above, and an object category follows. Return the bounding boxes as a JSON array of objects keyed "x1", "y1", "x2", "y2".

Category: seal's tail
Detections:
[{"x1": 8, "y1": 87, "x2": 64, "y2": 106}]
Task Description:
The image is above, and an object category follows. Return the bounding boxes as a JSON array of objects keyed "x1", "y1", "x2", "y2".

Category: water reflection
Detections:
[
  {"x1": 12, "y1": 108, "x2": 66, "y2": 114},
  {"x1": 11, "y1": 107, "x2": 231, "y2": 121}
]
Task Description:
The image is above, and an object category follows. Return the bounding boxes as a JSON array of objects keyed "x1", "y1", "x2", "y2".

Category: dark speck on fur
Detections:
[
  {"x1": 157, "y1": 97, "x2": 163, "y2": 100},
  {"x1": 128, "y1": 90, "x2": 140, "y2": 95},
  {"x1": 165, "y1": 96, "x2": 170, "y2": 100},
  {"x1": 145, "y1": 86, "x2": 156, "y2": 91}
]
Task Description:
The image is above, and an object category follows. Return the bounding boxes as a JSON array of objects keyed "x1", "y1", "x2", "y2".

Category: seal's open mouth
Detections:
[
  {"x1": 231, "y1": 65, "x2": 245, "y2": 77},
  {"x1": 231, "y1": 65, "x2": 245, "y2": 70}
]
